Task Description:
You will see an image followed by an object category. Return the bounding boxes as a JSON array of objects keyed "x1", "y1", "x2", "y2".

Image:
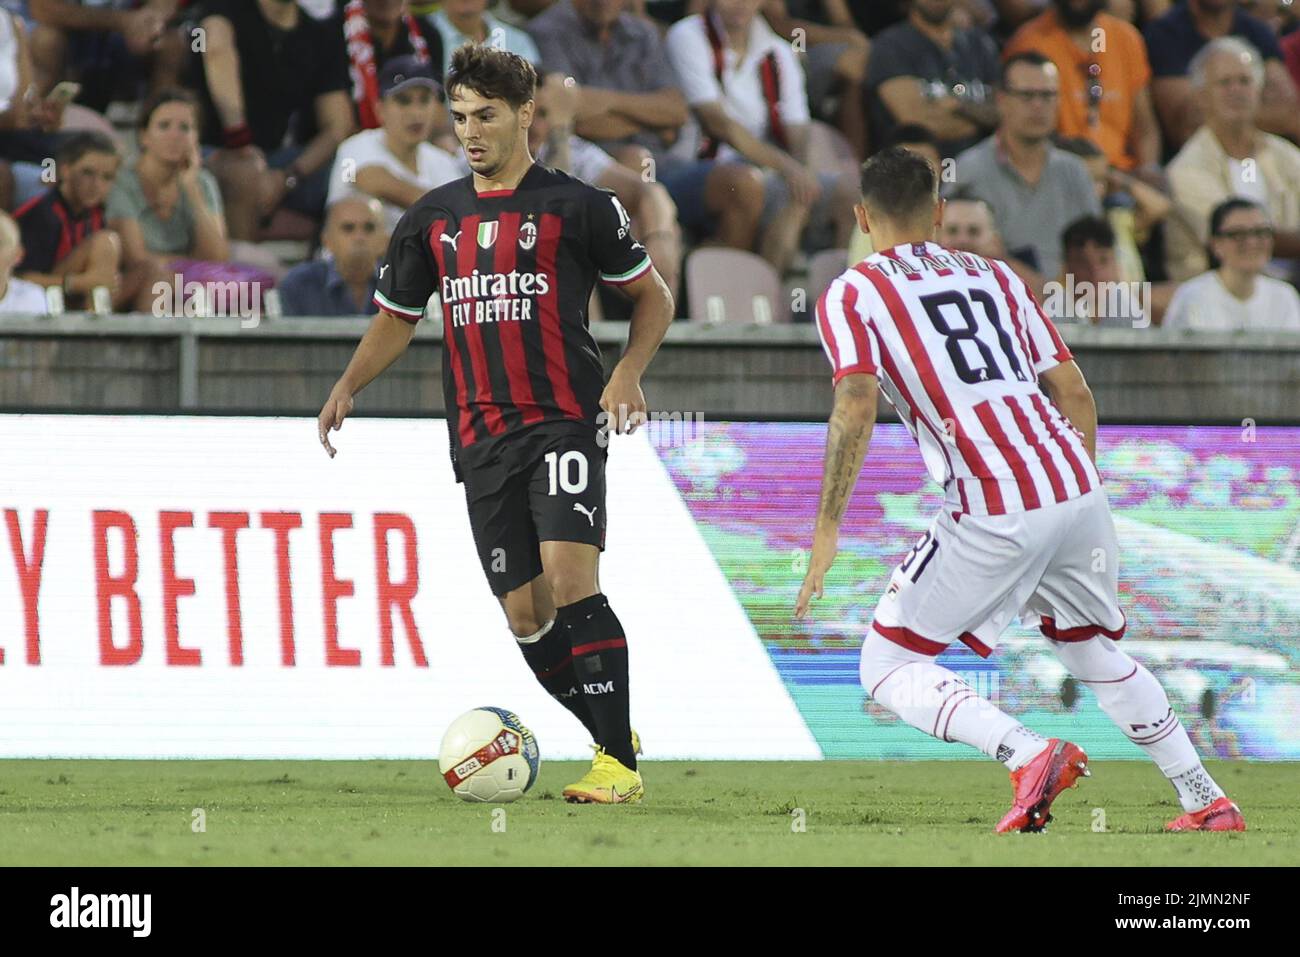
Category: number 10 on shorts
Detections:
[{"x1": 544, "y1": 450, "x2": 589, "y2": 495}]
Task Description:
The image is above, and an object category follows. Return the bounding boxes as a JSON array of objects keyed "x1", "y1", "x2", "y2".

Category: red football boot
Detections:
[
  {"x1": 995, "y1": 738, "x2": 1090, "y2": 834},
  {"x1": 1166, "y1": 796, "x2": 1246, "y2": 832}
]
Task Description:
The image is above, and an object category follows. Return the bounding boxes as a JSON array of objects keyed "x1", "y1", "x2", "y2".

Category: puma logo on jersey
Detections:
[
  {"x1": 439, "y1": 230, "x2": 462, "y2": 250},
  {"x1": 573, "y1": 503, "x2": 598, "y2": 526},
  {"x1": 378, "y1": 264, "x2": 390, "y2": 279}
]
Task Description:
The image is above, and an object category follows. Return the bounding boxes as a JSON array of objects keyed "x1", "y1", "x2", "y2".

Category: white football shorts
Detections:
[{"x1": 870, "y1": 489, "x2": 1127, "y2": 657}]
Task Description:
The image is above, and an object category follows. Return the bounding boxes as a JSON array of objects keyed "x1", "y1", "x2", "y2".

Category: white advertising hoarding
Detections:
[{"x1": 0, "y1": 415, "x2": 818, "y2": 760}]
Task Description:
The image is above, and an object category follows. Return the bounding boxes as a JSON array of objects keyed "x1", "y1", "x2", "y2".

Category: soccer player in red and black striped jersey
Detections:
[{"x1": 317, "y1": 45, "x2": 674, "y2": 804}]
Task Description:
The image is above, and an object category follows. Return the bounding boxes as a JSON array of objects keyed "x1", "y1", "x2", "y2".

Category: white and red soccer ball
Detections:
[{"x1": 439, "y1": 707, "x2": 540, "y2": 803}]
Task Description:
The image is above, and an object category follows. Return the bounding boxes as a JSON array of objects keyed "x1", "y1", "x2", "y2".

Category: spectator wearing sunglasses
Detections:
[
  {"x1": 1165, "y1": 36, "x2": 1300, "y2": 281},
  {"x1": 1163, "y1": 196, "x2": 1300, "y2": 330},
  {"x1": 278, "y1": 195, "x2": 387, "y2": 316}
]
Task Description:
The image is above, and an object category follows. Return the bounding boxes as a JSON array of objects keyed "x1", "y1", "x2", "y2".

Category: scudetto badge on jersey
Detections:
[{"x1": 478, "y1": 220, "x2": 498, "y2": 249}]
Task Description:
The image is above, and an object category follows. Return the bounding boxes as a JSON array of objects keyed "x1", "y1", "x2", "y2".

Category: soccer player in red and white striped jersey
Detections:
[{"x1": 795, "y1": 147, "x2": 1244, "y2": 834}]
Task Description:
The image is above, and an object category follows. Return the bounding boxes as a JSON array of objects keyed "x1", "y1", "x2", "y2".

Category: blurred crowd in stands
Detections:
[{"x1": 0, "y1": 0, "x2": 1298, "y2": 330}]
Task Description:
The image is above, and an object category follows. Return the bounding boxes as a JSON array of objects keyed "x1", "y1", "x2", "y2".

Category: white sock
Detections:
[
  {"x1": 515, "y1": 619, "x2": 554, "y2": 644},
  {"x1": 1050, "y1": 636, "x2": 1220, "y2": 804},
  {"x1": 1170, "y1": 764, "x2": 1227, "y2": 813},
  {"x1": 860, "y1": 630, "x2": 1024, "y2": 760},
  {"x1": 996, "y1": 725, "x2": 1050, "y2": 771}
]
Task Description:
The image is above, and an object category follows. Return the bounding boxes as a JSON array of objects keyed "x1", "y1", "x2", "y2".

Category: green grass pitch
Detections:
[{"x1": 1, "y1": 760, "x2": 1295, "y2": 866}]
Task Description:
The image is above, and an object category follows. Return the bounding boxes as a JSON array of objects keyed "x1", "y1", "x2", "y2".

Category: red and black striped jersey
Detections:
[
  {"x1": 374, "y1": 162, "x2": 652, "y2": 474},
  {"x1": 13, "y1": 188, "x2": 105, "y2": 274},
  {"x1": 816, "y1": 240, "x2": 1099, "y2": 517}
]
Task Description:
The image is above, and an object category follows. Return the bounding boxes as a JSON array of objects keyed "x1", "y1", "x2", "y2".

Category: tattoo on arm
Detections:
[{"x1": 818, "y1": 387, "x2": 875, "y2": 525}]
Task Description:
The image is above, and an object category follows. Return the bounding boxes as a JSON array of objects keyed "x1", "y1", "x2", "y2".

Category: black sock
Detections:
[
  {"x1": 556, "y1": 593, "x2": 635, "y2": 770},
  {"x1": 515, "y1": 620, "x2": 599, "y2": 740}
]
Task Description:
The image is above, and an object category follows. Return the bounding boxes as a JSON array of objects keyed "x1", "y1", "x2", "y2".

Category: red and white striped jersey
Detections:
[{"x1": 815, "y1": 240, "x2": 1099, "y2": 516}]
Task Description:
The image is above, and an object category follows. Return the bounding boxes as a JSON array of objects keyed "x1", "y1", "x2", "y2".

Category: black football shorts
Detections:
[{"x1": 460, "y1": 422, "x2": 608, "y2": 597}]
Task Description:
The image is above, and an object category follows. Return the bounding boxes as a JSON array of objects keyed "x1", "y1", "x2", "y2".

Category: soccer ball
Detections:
[{"x1": 439, "y1": 707, "x2": 540, "y2": 803}]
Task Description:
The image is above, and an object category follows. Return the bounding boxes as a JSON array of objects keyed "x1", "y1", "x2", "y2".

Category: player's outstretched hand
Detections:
[
  {"x1": 794, "y1": 571, "x2": 824, "y2": 619},
  {"x1": 599, "y1": 366, "x2": 647, "y2": 435},
  {"x1": 318, "y1": 387, "x2": 354, "y2": 458},
  {"x1": 794, "y1": 529, "x2": 838, "y2": 618}
]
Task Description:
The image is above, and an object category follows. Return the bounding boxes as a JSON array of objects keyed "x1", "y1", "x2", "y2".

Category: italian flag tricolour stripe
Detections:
[
  {"x1": 600, "y1": 255, "x2": 652, "y2": 286},
  {"x1": 373, "y1": 289, "x2": 423, "y2": 320}
]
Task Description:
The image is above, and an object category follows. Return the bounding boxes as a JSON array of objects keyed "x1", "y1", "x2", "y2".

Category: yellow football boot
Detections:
[{"x1": 562, "y1": 747, "x2": 644, "y2": 804}]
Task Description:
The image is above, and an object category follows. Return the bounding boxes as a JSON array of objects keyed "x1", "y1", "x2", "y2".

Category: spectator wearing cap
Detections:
[
  {"x1": 193, "y1": 0, "x2": 357, "y2": 242},
  {"x1": 945, "y1": 51, "x2": 1101, "y2": 293},
  {"x1": 529, "y1": 71, "x2": 681, "y2": 302},
  {"x1": 1144, "y1": 0, "x2": 1300, "y2": 150},
  {"x1": 0, "y1": 209, "x2": 48, "y2": 314},
  {"x1": 432, "y1": 0, "x2": 540, "y2": 76},
  {"x1": 334, "y1": 0, "x2": 444, "y2": 131},
  {"x1": 1003, "y1": 0, "x2": 1161, "y2": 179},
  {"x1": 1163, "y1": 196, "x2": 1300, "y2": 330},
  {"x1": 526, "y1": 0, "x2": 687, "y2": 175},
  {"x1": 665, "y1": 0, "x2": 858, "y2": 276},
  {"x1": 1165, "y1": 36, "x2": 1300, "y2": 282},
  {"x1": 865, "y1": 0, "x2": 1000, "y2": 159},
  {"x1": 279, "y1": 195, "x2": 387, "y2": 316},
  {"x1": 14, "y1": 131, "x2": 154, "y2": 311},
  {"x1": 327, "y1": 56, "x2": 462, "y2": 237}
]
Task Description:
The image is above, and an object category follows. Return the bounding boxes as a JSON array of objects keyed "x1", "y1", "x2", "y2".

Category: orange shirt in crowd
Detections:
[{"x1": 1003, "y1": 10, "x2": 1152, "y2": 170}]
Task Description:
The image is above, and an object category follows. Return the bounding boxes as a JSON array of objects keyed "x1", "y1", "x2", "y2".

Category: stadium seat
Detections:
[
  {"x1": 806, "y1": 248, "x2": 850, "y2": 304},
  {"x1": 685, "y1": 248, "x2": 787, "y2": 324},
  {"x1": 807, "y1": 121, "x2": 861, "y2": 183}
]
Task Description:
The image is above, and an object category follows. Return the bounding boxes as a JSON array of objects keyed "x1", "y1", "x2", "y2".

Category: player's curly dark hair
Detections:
[{"x1": 445, "y1": 44, "x2": 537, "y2": 110}]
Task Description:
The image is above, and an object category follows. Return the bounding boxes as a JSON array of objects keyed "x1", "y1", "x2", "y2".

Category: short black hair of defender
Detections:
[{"x1": 859, "y1": 146, "x2": 938, "y2": 225}]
